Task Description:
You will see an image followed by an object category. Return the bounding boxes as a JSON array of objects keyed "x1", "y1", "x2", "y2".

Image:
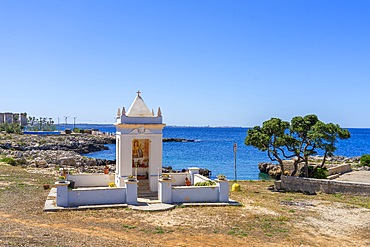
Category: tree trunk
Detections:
[
  {"x1": 304, "y1": 159, "x2": 309, "y2": 178},
  {"x1": 291, "y1": 160, "x2": 299, "y2": 176}
]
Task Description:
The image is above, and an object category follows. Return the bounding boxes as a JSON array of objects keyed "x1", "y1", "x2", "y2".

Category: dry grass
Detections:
[{"x1": 1, "y1": 162, "x2": 370, "y2": 247}]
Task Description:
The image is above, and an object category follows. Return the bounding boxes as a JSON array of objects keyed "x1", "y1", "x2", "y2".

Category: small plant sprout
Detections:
[{"x1": 108, "y1": 182, "x2": 116, "y2": 187}]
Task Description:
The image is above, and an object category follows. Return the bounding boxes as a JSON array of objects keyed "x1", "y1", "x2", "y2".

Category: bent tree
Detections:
[{"x1": 245, "y1": 114, "x2": 350, "y2": 177}]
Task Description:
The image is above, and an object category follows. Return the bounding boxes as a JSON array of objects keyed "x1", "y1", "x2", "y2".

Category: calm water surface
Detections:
[{"x1": 76, "y1": 124, "x2": 370, "y2": 180}]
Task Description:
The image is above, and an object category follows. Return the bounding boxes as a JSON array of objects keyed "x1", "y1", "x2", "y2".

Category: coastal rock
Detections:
[
  {"x1": 162, "y1": 166, "x2": 212, "y2": 178},
  {"x1": 258, "y1": 162, "x2": 282, "y2": 179},
  {"x1": 60, "y1": 157, "x2": 76, "y2": 166},
  {"x1": 35, "y1": 159, "x2": 48, "y2": 168},
  {"x1": 199, "y1": 168, "x2": 211, "y2": 177},
  {"x1": 163, "y1": 138, "x2": 196, "y2": 142}
]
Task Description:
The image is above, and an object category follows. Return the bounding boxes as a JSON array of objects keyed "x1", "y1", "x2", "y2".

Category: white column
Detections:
[
  {"x1": 188, "y1": 167, "x2": 200, "y2": 185},
  {"x1": 148, "y1": 134, "x2": 163, "y2": 191},
  {"x1": 159, "y1": 179, "x2": 172, "y2": 203},
  {"x1": 115, "y1": 135, "x2": 120, "y2": 176},
  {"x1": 125, "y1": 179, "x2": 138, "y2": 205},
  {"x1": 55, "y1": 181, "x2": 70, "y2": 207},
  {"x1": 217, "y1": 180, "x2": 229, "y2": 202},
  {"x1": 120, "y1": 135, "x2": 133, "y2": 177}
]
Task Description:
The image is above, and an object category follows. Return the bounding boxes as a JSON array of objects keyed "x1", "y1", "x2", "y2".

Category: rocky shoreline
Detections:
[
  {"x1": 0, "y1": 133, "x2": 209, "y2": 176},
  {"x1": 0, "y1": 133, "x2": 116, "y2": 173}
]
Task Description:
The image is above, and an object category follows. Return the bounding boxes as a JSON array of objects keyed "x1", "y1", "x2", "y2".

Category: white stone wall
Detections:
[
  {"x1": 67, "y1": 174, "x2": 114, "y2": 187},
  {"x1": 165, "y1": 173, "x2": 189, "y2": 186},
  {"x1": 68, "y1": 187, "x2": 126, "y2": 206},
  {"x1": 279, "y1": 175, "x2": 370, "y2": 195},
  {"x1": 172, "y1": 186, "x2": 219, "y2": 203}
]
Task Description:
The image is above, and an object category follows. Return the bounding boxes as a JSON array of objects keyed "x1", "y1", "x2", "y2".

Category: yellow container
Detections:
[{"x1": 231, "y1": 183, "x2": 241, "y2": 191}]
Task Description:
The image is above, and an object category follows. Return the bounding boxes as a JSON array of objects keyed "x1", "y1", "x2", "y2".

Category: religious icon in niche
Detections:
[
  {"x1": 133, "y1": 140, "x2": 143, "y2": 158},
  {"x1": 132, "y1": 139, "x2": 149, "y2": 168}
]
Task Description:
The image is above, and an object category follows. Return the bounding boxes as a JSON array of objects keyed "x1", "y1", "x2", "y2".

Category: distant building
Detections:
[
  {"x1": 20, "y1": 113, "x2": 27, "y2": 126},
  {"x1": 4, "y1": 113, "x2": 13, "y2": 124},
  {"x1": 0, "y1": 112, "x2": 27, "y2": 126}
]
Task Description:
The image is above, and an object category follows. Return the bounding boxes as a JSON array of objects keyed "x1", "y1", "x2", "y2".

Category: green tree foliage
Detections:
[
  {"x1": 245, "y1": 114, "x2": 350, "y2": 177},
  {"x1": 360, "y1": 154, "x2": 370, "y2": 167},
  {"x1": 26, "y1": 116, "x2": 56, "y2": 131}
]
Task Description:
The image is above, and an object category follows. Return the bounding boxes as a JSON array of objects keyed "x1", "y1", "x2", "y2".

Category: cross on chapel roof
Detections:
[{"x1": 126, "y1": 91, "x2": 152, "y2": 117}]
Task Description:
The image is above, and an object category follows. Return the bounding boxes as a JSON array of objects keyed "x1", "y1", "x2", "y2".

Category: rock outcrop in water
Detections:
[
  {"x1": 163, "y1": 138, "x2": 196, "y2": 142},
  {"x1": 162, "y1": 166, "x2": 212, "y2": 177}
]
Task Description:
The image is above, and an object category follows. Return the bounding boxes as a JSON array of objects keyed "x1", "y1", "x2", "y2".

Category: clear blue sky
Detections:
[{"x1": 1, "y1": 1, "x2": 369, "y2": 127}]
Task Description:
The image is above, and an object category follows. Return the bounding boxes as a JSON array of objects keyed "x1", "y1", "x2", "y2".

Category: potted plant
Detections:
[
  {"x1": 162, "y1": 174, "x2": 170, "y2": 180},
  {"x1": 217, "y1": 174, "x2": 226, "y2": 180},
  {"x1": 127, "y1": 175, "x2": 136, "y2": 181},
  {"x1": 108, "y1": 182, "x2": 116, "y2": 187},
  {"x1": 58, "y1": 176, "x2": 66, "y2": 183}
]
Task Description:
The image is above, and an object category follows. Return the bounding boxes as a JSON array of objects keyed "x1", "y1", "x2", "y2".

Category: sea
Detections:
[{"x1": 60, "y1": 124, "x2": 370, "y2": 180}]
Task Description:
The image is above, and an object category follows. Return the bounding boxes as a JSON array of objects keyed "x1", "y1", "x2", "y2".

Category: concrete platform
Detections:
[
  {"x1": 130, "y1": 202, "x2": 176, "y2": 211},
  {"x1": 333, "y1": 170, "x2": 370, "y2": 184},
  {"x1": 179, "y1": 199, "x2": 242, "y2": 207},
  {"x1": 43, "y1": 188, "x2": 129, "y2": 212},
  {"x1": 44, "y1": 188, "x2": 240, "y2": 212}
]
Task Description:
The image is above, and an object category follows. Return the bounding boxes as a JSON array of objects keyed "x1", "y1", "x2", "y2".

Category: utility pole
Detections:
[
  {"x1": 73, "y1": 117, "x2": 77, "y2": 130},
  {"x1": 232, "y1": 142, "x2": 241, "y2": 191},
  {"x1": 64, "y1": 116, "x2": 68, "y2": 130},
  {"x1": 234, "y1": 143, "x2": 237, "y2": 181}
]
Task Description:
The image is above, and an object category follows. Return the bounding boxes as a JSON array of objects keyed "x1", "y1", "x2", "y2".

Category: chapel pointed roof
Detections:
[{"x1": 126, "y1": 91, "x2": 153, "y2": 117}]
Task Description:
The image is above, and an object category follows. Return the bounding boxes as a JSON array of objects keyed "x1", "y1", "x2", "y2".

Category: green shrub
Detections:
[
  {"x1": 360, "y1": 154, "x2": 370, "y2": 167},
  {"x1": 194, "y1": 180, "x2": 216, "y2": 186},
  {"x1": 0, "y1": 123, "x2": 22, "y2": 134},
  {"x1": 300, "y1": 165, "x2": 328, "y2": 179},
  {"x1": 313, "y1": 167, "x2": 328, "y2": 179},
  {"x1": 0, "y1": 157, "x2": 17, "y2": 166}
]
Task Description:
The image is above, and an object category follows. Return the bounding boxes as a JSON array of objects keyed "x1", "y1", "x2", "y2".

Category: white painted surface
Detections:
[
  {"x1": 126, "y1": 95, "x2": 153, "y2": 117},
  {"x1": 125, "y1": 180, "x2": 138, "y2": 205},
  {"x1": 217, "y1": 180, "x2": 229, "y2": 202},
  {"x1": 172, "y1": 186, "x2": 219, "y2": 203},
  {"x1": 193, "y1": 174, "x2": 211, "y2": 184},
  {"x1": 55, "y1": 182, "x2": 69, "y2": 207},
  {"x1": 159, "y1": 179, "x2": 172, "y2": 203},
  {"x1": 158, "y1": 175, "x2": 230, "y2": 203},
  {"x1": 188, "y1": 167, "x2": 200, "y2": 185},
  {"x1": 68, "y1": 187, "x2": 126, "y2": 206},
  {"x1": 67, "y1": 174, "x2": 114, "y2": 187},
  {"x1": 166, "y1": 173, "x2": 189, "y2": 186}
]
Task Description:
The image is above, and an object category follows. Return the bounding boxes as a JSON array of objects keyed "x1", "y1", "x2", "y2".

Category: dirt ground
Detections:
[{"x1": 0, "y1": 163, "x2": 370, "y2": 247}]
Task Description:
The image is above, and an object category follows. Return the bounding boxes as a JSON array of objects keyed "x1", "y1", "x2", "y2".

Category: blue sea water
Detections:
[{"x1": 69, "y1": 124, "x2": 370, "y2": 180}]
